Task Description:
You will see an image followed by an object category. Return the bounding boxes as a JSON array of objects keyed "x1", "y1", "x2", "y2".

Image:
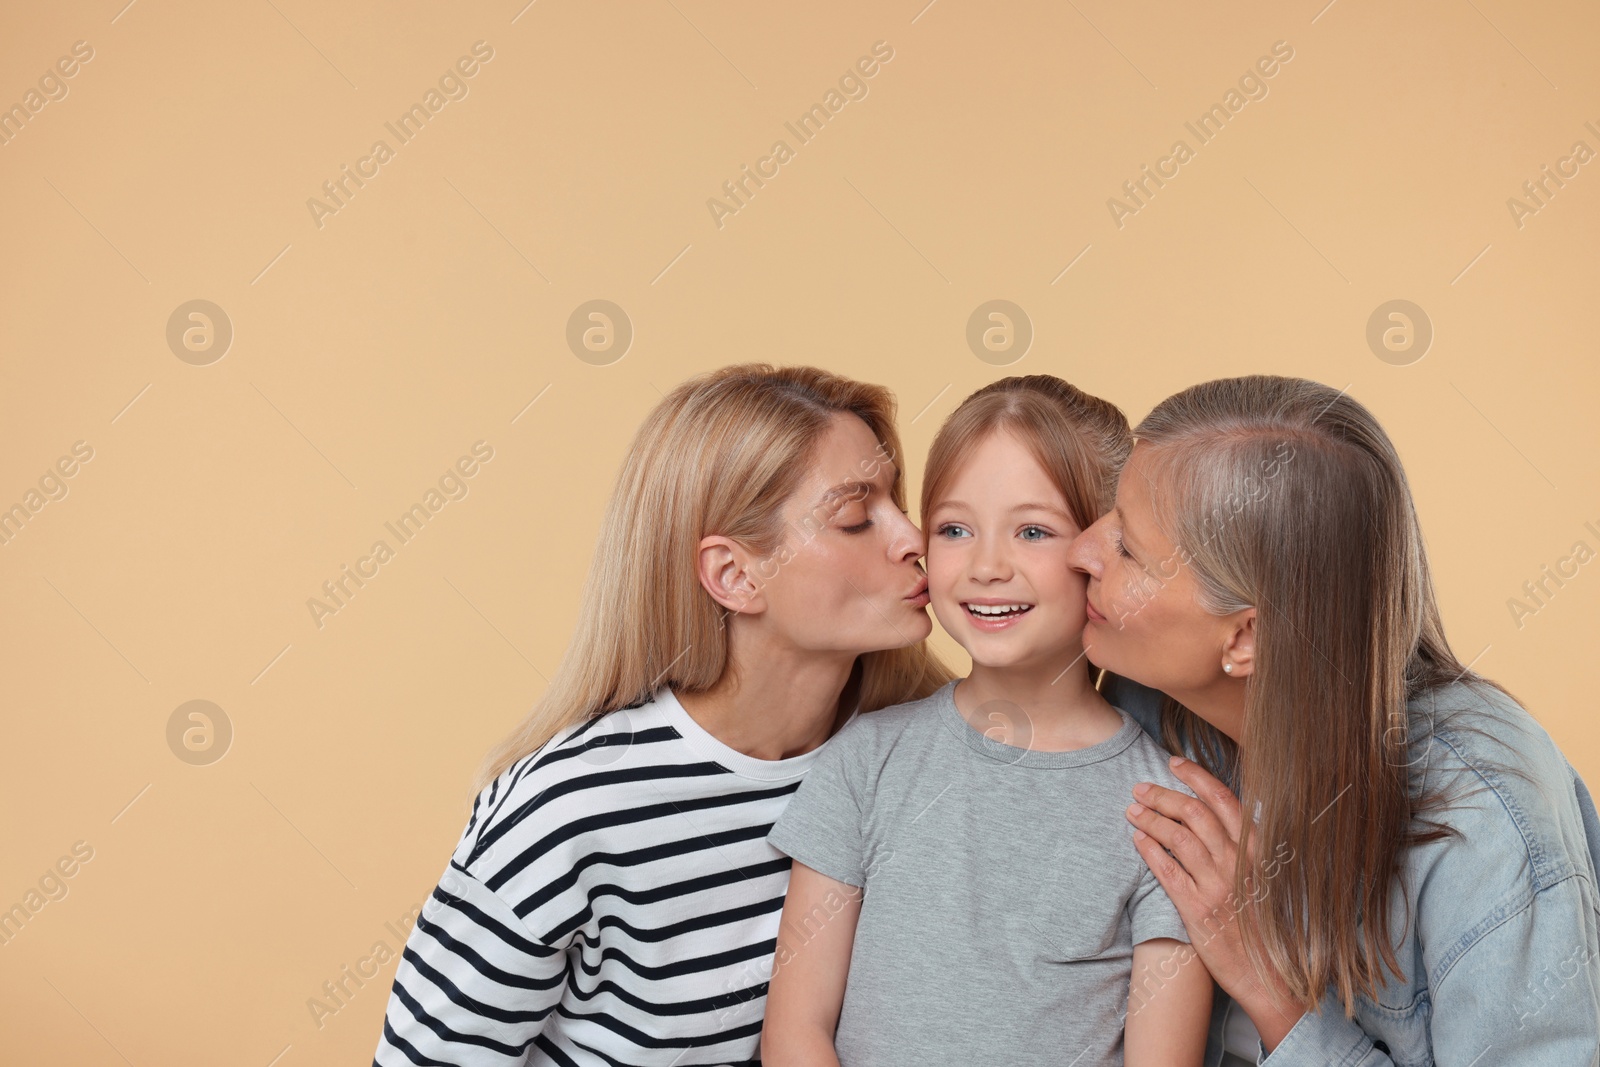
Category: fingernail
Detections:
[
  {"x1": 1127, "y1": 802, "x2": 1146, "y2": 816},
  {"x1": 1132, "y1": 782, "x2": 1151, "y2": 797},
  {"x1": 1133, "y1": 828, "x2": 1148, "y2": 841},
  {"x1": 1169, "y1": 755, "x2": 1186, "y2": 768}
]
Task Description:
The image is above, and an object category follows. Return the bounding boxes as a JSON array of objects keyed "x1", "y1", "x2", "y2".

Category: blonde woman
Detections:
[
  {"x1": 1068, "y1": 375, "x2": 1600, "y2": 1064},
  {"x1": 372, "y1": 364, "x2": 952, "y2": 1066}
]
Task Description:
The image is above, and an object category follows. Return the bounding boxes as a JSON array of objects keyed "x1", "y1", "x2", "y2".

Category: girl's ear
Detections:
[
  {"x1": 1221, "y1": 607, "x2": 1256, "y2": 678},
  {"x1": 696, "y1": 535, "x2": 766, "y2": 616}
]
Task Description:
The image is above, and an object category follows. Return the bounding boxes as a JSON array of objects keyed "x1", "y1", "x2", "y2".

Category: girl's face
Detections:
[
  {"x1": 925, "y1": 430, "x2": 1086, "y2": 672},
  {"x1": 1066, "y1": 442, "x2": 1236, "y2": 698},
  {"x1": 752, "y1": 413, "x2": 933, "y2": 655}
]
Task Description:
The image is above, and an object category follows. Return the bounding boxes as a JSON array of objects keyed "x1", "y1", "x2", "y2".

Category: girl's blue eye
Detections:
[
  {"x1": 1019, "y1": 525, "x2": 1050, "y2": 541},
  {"x1": 936, "y1": 523, "x2": 970, "y2": 539}
]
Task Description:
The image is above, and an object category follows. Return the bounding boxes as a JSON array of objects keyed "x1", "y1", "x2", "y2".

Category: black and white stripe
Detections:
[{"x1": 374, "y1": 687, "x2": 829, "y2": 1066}]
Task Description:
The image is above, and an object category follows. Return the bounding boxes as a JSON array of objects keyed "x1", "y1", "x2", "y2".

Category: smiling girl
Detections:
[{"x1": 761, "y1": 375, "x2": 1212, "y2": 1067}]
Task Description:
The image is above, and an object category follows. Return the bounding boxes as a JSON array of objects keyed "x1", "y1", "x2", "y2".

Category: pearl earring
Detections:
[{"x1": 1223, "y1": 662, "x2": 1234, "y2": 674}]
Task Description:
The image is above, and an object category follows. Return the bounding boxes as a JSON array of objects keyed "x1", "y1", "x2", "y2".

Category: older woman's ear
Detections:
[{"x1": 1220, "y1": 608, "x2": 1255, "y2": 679}]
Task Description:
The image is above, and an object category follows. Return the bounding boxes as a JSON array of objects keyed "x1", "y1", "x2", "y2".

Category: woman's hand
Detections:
[{"x1": 1125, "y1": 755, "x2": 1309, "y2": 1052}]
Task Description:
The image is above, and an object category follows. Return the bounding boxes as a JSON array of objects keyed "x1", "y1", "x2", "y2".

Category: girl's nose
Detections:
[{"x1": 971, "y1": 537, "x2": 1012, "y2": 581}]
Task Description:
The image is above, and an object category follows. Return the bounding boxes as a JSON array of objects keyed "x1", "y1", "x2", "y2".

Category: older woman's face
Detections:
[
  {"x1": 1066, "y1": 443, "x2": 1236, "y2": 699},
  {"x1": 746, "y1": 413, "x2": 933, "y2": 655}
]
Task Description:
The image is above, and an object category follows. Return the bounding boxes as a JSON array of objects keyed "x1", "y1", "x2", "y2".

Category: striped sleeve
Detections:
[
  {"x1": 374, "y1": 697, "x2": 803, "y2": 1066},
  {"x1": 373, "y1": 859, "x2": 569, "y2": 1066}
]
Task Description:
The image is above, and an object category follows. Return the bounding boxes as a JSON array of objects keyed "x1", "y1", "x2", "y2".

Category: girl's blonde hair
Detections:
[
  {"x1": 921, "y1": 375, "x2": 1133, "y2": 536},
  {"x1": 919, "y1": 375, "x2": 1133, "y2": 686},
  {"x1": 1132, "y1": 374, "x2": 1519, "y2": 1016},
  {"x1": 471, "y1": 363, "x2": 954, "y2": 796}
]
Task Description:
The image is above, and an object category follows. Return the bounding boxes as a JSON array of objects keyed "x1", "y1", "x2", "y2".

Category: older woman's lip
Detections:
[{"x1": 1085, "y1": 599, "x2": 1107, "y2": 622}]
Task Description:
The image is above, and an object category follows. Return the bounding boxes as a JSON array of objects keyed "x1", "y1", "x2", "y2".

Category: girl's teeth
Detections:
[{"x1": 967, "y1": 604, "x2": 1031, "y2": 617}]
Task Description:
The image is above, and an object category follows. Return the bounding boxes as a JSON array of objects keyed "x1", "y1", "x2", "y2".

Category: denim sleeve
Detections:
[
  {"x1": 1100, "y1": 672, "x2": 1164, "y2": 743},
  {"x1": 1256, "y1": 873, "x2": 1600, "y2": 1066}
]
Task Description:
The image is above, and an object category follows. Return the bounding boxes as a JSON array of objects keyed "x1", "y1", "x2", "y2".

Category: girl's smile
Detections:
[{"x1": 961, "y1": 598, "x2": 1036, "y2": 630}]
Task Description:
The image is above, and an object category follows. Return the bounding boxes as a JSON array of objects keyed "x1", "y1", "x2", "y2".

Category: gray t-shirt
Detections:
[{"x1": 766, "y1": 679, "x2": 1194, "y2": 1067}]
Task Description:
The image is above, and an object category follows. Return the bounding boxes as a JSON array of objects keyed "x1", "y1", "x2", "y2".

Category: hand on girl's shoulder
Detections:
[{"x1": 1114, "y1": 718, "x2": 1198, "y2": 797}]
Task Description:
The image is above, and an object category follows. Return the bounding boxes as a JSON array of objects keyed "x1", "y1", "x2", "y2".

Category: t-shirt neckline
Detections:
[
  {"x1": 933, "y1": 678, "x2": 1143, "y2": 768},
  {"x1": 651, "y1": 685, "x2": 852, "y2": 782}
]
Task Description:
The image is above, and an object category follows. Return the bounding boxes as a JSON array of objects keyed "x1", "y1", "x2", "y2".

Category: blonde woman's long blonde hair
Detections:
[
  {"x1": 471, "y1": 363, "x2": 954, "y2": 796},
  {"x1": 1133, "y1": 374, "x2": 1519, "y2": 1017}
]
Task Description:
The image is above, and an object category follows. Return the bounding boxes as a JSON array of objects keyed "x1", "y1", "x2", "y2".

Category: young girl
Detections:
[{"x1": 762, "y1": 376, "x2": 1212, "y2": 1066}]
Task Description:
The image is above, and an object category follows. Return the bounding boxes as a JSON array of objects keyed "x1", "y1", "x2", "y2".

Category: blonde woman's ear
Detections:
[{"x1": 696, "y1": 535, "x2": 767, "y2": 616}]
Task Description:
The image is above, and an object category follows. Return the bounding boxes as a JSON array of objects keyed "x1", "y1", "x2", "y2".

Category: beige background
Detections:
[{"x1": 2, "y1": 0, "x2": 1597, "y2": 1062}]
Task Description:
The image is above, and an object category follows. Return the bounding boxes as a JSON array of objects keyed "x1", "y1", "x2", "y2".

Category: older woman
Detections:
[{"x1": 1069, "y1": 375, "x2": 1600, "y2": 1064}]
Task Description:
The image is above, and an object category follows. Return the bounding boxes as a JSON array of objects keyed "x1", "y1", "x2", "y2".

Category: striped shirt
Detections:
[{"x1": 373, "y1": 685, "x2": 841, "y2": 1066}]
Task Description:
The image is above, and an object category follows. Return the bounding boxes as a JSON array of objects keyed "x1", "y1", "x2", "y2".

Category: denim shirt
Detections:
[{"x1": 1102, "y1": 673, "x2": 1600, "y2": 1066}]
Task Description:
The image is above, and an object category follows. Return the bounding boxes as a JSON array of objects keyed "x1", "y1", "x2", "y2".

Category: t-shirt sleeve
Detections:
[
  {"x1": 766, "y1": 720, "x2": 874, "y2": 888},
  {"x1": 1126, "y1": 761, "x2": 1197, "y2": 947},
  {"x1": 1126, "y1": 858, "x2": 1192, "y2": 946}
]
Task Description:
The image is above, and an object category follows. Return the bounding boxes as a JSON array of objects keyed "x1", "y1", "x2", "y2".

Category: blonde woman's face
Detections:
[
  {"x1": 924, "y1": 430, "x2": 1087, "y2": 672},
  {"x1": 752, "y1": 413, "x2": 932, "y2": 654},
  {"x1": 1067, "y1": 443, "x2": 1233, "y2": 696}
]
